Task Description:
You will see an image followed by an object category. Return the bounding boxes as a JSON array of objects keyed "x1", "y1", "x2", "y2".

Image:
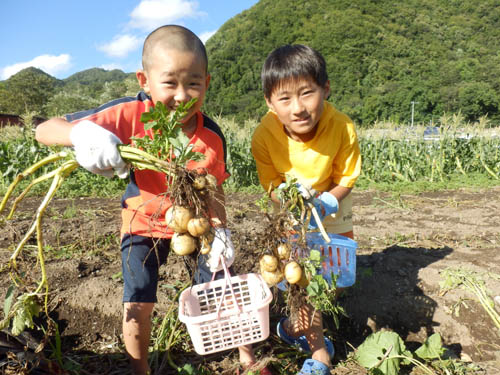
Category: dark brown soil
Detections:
[{"x1": 1, "y1": 187, "x2": 499, "y2": 374}]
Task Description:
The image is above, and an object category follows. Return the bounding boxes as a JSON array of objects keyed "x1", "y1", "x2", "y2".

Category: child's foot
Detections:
[
  {"x1": 297, "y1": 359, "x2": 330, "y2": 375},
  {"x1": 236, "y1": 364, "x2": 272, "y2": 375},
  {"x1": 276, "y1": 318, "x2": 335, "y2": 358}
]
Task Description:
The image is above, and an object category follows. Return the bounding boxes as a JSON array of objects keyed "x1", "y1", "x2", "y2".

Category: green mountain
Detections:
[
  {"x1": 2, "y1": 0, "x2": 499, "y2": 125},
  {"x1": 205, "y1": 0, "x2": 500, "y2": 125},
  {"x1": 63, "y1": 68, "x2": 134, "y2": 86},
  {"x1": 0, "y1": 67, "x2": 139, "y2": 117},
  {"x1": 0, "y1": 67, "x2": 62, "y2": 116}
]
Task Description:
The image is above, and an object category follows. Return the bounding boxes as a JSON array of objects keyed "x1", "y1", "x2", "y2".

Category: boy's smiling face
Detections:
[
  {"x1": 137, "y1": 47, "x2": 210, "y2": 133},
  {"x1": 265, "y1": 77, "x2": 330, "y2": 142}
]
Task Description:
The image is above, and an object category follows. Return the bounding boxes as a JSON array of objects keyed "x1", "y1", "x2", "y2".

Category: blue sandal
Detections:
[
  {"x1": 297, "y1": 359, "x2": 330, "y2": 375},
  {"x1": 277, "y1": 318, "x2": 335, "y2": 358}
]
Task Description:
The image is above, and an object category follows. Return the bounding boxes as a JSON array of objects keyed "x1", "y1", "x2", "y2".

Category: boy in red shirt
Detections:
[{"x1": 36, "y1": 25, "x2": 269, "y2": 375}]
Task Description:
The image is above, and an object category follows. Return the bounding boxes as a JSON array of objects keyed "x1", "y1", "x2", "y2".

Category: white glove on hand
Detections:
[
  {"x1": 207, "y1": 228, "x2": 235, "y2": 272},
  {"x1": 69, "y1": 120, "x2": 129, "y2": 179},
  {"x1": 296, "y1": 183, "x2": 317, "y2": 201}
]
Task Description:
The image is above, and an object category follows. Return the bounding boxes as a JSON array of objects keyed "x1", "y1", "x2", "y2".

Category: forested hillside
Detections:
[
  {"x1": 1, "y1": 0, "x2": 499, "y2": 126},
  {"x1": 0, "y1": 68, "x2": 139, "y2": 118},
  {"x1": 205, "y1": 0, "x2": 500, "y2": 125}
]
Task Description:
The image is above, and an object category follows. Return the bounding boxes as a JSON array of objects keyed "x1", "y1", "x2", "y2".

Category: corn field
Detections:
[
  {"x1": 218, "y1": 117, "x2": 500, "y2": 187},
  {"x1": 1, "y1": 120, "x2": 500, "y2": 195},
  {"x1": 360, "y1": 133, "x2": 500, "y2": 183}
]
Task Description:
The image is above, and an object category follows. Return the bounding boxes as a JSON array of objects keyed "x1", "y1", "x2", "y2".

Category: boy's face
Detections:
[
  {"x1": 265, "y1": 77, "x2": 330, "y2": 142},
  {"x1": 137, "y1": 47, "x2": 210, "y2": 131}
]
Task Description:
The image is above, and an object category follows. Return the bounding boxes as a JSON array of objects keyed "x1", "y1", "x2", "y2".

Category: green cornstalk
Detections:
[
  {"x1": 480, "y1": 156, "x2": 499, "y2": 180},
  {"x1": 455, "y1": 156, "x2": 466, "y2": 176}
]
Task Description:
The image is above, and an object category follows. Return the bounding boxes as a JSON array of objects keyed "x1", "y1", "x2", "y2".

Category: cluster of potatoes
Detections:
[
  {"x1": 166, "y1": 174, "x2": 217, "y2": 256},
  {"x1": 259, "y1": 243, "x2": 309, "y2": 288}
]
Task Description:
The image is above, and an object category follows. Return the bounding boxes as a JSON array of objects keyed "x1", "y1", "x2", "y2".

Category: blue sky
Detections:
[{"x1": 0, "y1": 0, "x2": 259, "y2": 80}]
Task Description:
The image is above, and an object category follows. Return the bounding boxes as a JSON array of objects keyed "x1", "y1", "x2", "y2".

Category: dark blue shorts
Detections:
[{"x1": 121, "y1": 234, "x2": 229, "y2": 303}]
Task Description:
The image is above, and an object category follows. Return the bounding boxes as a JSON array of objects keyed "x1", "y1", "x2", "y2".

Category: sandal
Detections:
[
  {"x1": 277, "y1": 318, "x2": 335, "y2": 358},
  {"x1": 297, "y1": 359, "x2": 330, "y2": 375}
]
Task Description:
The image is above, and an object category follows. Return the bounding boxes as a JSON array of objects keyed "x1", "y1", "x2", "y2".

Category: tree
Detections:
[
  {"x1": 0, "y1": 68, "x2": 58, "y2": 116},
  {"x1": 457, "y1": 82, "x2": 499, "y2": 123}
]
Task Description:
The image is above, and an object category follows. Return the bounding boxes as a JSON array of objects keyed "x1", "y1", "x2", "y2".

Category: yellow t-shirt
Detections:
[{"x1": 251, "y1": 101, "x2": 361, "y2": 192}]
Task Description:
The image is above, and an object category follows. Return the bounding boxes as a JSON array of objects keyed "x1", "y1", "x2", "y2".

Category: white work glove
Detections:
[
  {"x1": 295, "y1": 182, "x2": 338, "y2": 229},
  {"x1": 69, "y1": 120, "x2": 129, "y2": 178},
  {"x1": 280, "y1": 182, "x2": 338, "y2": 229},
  {"x1": 278, "y1": 182, "x2": 317, "y2": 200},
  {"x1": 207, "y1": 228, "x2": 235, "y2": 272},
  {"x1": 296, "y1": 183, "x2": 317, "y2": 201}
]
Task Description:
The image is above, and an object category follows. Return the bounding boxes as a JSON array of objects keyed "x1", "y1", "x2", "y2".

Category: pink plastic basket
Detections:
[{"x1": 178, "y1": 261, "x2": 273, "y2": 355}]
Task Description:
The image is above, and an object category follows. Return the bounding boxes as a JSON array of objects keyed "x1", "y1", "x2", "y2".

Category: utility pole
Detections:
[{"x1": 411, "y1": 101, "x2": 419, "y2": 127}]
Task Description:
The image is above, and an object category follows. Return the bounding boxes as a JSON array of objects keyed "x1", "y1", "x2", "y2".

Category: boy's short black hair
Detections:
[
  {"x1": 261, "y1": 44, "x2": 328, "y2": 99},
  {"x1": 142, "y1": 25, "x2": 208, "y2": 73}
]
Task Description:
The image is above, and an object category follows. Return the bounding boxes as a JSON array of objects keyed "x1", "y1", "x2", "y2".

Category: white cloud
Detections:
[
  {"x1": 1, "y1": 54, "x2": 71, "y2": 80},
  {"x1": 199, "y1": 30, "x2": 216, "y2": 44},
  {"x1": 98, "y1": 34, "x2": 142, "y2": 58},
  {"x1": 128, "y1": 0, "x2": 206, "y2": 32}
]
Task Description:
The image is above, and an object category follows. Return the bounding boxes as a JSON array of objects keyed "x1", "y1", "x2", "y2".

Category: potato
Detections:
[
  {"x1": 192, "y1": 175, "x2": 206, "y2": 190},
  {"x1": 277, "y1": 243, "x2": 291, "y2": 260},
  {"x1": 284, "y1": 261, "x2": 309, "y2": 287},
  {"x1": 259, "y1": 254, "x2": 279, "y2": 272},
  {"x1": 171, "y1": 232, "x2": 197, "y2": 255},
  {"x1": 199, "y1": 236, "x2": 212, "y2": 254},
  {"x1": 165, "y1": 206, "x2": 193, "y2": 233},
  {"x1": 205, "y1": 174, "x2": 218, "y2": 189},
  {"x1": 261, "y1": 269, "x2": 284, "y2": 287},
  {"x1": 187, "y1": 217, "x2": 211, "y2": 237}
]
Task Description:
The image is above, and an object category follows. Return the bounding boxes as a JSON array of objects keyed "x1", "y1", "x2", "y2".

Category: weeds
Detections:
[
  {"x1": 354, "y1": 331, "x2": 480, "y2": 375},
  {"x1": 440, "y1": 268, "x2": 500, "y2": 331},
  {"x1": 150, "y1": 282, "x2": 191, "y2": 373}
]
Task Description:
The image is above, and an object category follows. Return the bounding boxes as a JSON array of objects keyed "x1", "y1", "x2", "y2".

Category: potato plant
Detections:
[
  {"x1": 255, "y1": 179, "x2": 345, "y2": 325},
  {"x1": 0, "y1": 100, "x2": 221, "y2": 345}
]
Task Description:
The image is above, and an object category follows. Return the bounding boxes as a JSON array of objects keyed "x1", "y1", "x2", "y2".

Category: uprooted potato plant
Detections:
[
  {"x1": 253, "y1": 179, "x2": 347, "y2": 329},
  {"x1": 0, "y1": 99, "x2": 226, "y2": 358}
]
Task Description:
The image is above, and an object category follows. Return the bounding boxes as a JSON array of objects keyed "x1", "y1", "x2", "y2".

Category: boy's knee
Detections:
[{"x1": 124, "y1": 302, "x2": 154, "y2": 323}]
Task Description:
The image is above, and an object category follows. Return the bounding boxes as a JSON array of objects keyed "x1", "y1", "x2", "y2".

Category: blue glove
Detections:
[{"x1": 308, "y1": 192, "x2": 339, "y2": 229}]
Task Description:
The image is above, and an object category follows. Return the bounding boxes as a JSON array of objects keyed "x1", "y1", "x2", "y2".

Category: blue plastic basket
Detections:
[{"x1": 278, "y1": 233, "x2": 357, "y2": 290}]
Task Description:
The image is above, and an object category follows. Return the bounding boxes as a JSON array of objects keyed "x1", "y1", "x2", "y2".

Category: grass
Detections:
[
  {"x1": 0, "y1": 124, "x2": 25, "y2": 141},
  {"x1": 356, "y1": 172, "x2": 500, "y2": 195}
]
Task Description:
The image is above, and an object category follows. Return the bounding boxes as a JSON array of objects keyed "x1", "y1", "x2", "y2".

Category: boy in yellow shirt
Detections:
[{"x1": 251, "y1": 44, "x2": 361, "y2": 374}]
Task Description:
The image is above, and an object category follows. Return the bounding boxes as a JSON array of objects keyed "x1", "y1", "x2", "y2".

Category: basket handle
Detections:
[
  {"x1": 214, "y1": 255, "x2": 242, "y2": 317},
  {"x1": 307, "y1": 203, "x2": 331, "y2": 243}
]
